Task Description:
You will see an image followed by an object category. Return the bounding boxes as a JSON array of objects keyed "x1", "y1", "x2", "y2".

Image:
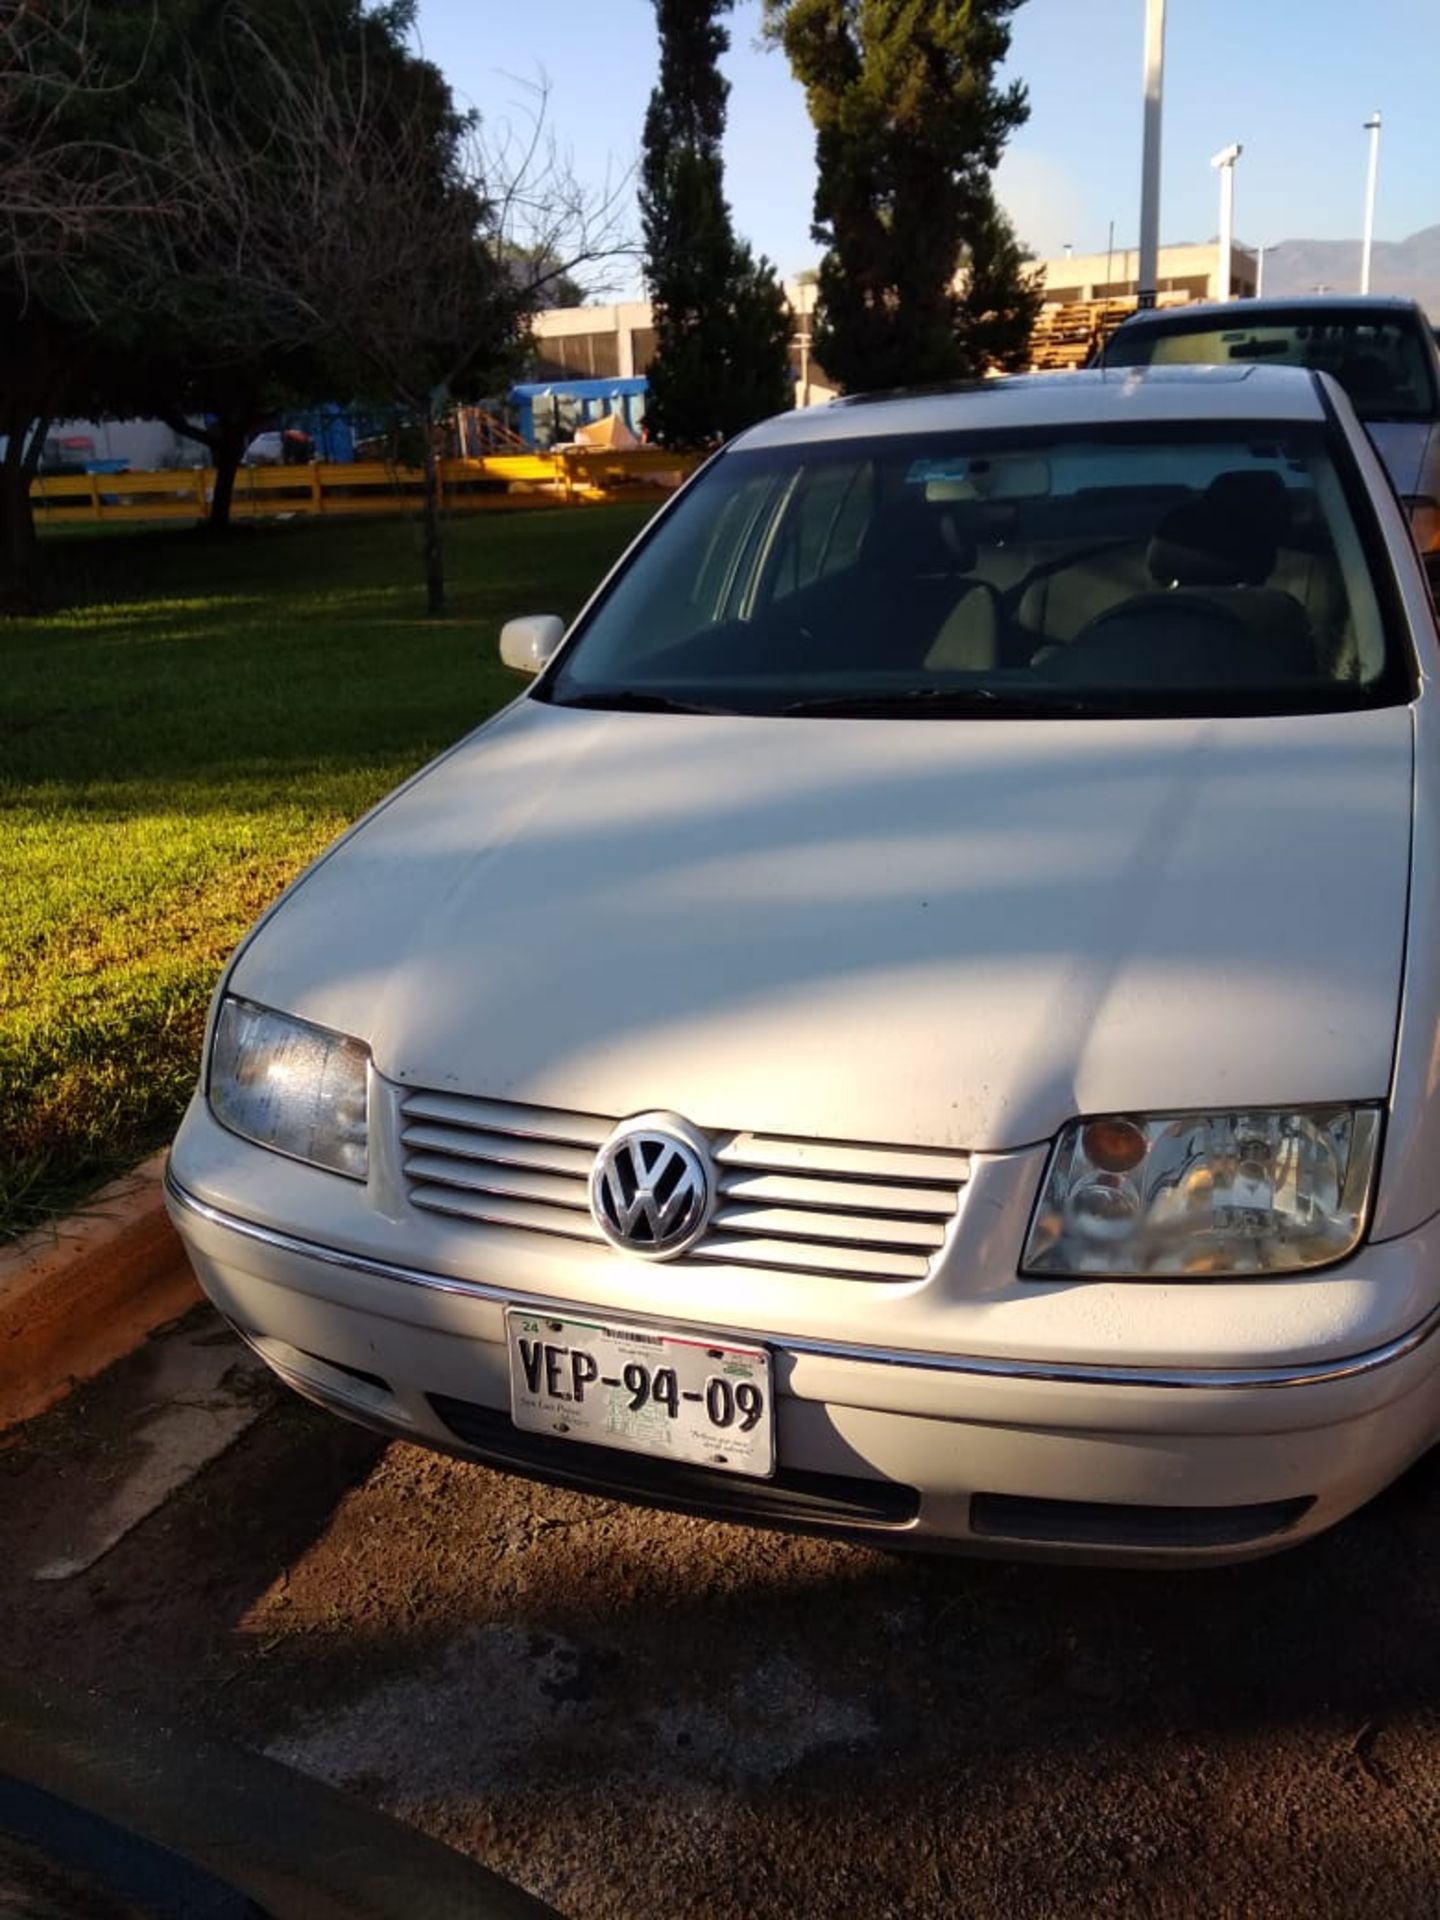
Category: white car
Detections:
[{"x1": 167, "y1": 367, "x2": 1440, "y2": 1564}]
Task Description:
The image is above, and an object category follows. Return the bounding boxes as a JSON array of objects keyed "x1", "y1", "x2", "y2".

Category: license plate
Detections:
[{"x1": 505, "y1": 1309, "x2": 775, "y2": 1478}]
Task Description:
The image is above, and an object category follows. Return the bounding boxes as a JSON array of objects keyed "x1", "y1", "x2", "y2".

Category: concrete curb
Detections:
[{"x1": 0, "y1": 1154, "x2": 199, "y2": 1431}]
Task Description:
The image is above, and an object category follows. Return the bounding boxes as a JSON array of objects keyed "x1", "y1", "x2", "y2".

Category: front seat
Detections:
[
  {"x1": 923, "y1": 580, "x2": 1004, "y2": 671},
  {"x1": 853, "y1": 499, "x2": 1003, "y2": 671},
  {"x1": 1046, "y1": 488, "x2": 1316, "y2": 687}
]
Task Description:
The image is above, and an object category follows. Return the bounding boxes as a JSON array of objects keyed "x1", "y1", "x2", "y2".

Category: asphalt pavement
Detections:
[{"x1": 3, "y1": 1307, "x2": 1439, "y2": 1918}]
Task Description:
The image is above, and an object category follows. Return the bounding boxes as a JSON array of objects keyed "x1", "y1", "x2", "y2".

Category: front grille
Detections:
[{"x1": 399, "y1": 1090, "x2": 968, "y2": 1282}]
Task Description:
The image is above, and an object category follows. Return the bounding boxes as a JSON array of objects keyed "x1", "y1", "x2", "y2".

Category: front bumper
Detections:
[{"x1": 165, "y1": 1164, "x2": 1440, "y2": 1567}]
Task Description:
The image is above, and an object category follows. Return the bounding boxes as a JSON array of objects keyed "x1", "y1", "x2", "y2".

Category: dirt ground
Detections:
[{"x1": 4, "y1": 1308, "x2": 1440, "y2": 1918}]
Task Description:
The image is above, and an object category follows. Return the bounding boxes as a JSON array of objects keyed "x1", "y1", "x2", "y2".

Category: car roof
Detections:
[
  {"x1": 734, "y1": 366, "x2": 1327, "y2": 451},
  {"x1": 1114, "y1": 293, "x2": 1428, "y2": 328}
]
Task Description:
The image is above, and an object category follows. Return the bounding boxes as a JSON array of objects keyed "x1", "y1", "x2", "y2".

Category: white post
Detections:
[
  {"x1": 1210, "y1": 144, "x2": 1241, "y2": 299},
  {"x1": 1255, "y1": 244, "x2": 1266, "y2": 297},
  {"x1": 1360, "y1": 112, "x2": 1382, "y2": 294},
  {"x1": 1137, "y1": 0, "x2": 1166, "y2": 307}
]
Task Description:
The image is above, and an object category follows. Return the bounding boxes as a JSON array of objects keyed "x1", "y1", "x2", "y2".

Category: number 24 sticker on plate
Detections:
[{"x1": 505, "y1": 1310, "x2": 776, "y2": 1478}]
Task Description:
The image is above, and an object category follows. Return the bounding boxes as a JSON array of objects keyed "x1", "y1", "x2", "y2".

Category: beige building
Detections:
[
  {"x1": 529, "y1": 276, "x2": 836, "y2": 410},
  {"x1": 529, "y1": 299, "x2": 655, "y2": 381},
  {"x1": 526, "y1": 240, "x2": 1259, "y2": 404},
  {"x1": 1035, "y1": 238, "x2": 1258, "y2": 307}
]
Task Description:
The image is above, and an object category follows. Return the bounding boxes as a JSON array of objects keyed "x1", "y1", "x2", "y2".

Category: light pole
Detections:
[
  {"x1": 1360, "y1": 111, "x2": 1382, "y2": 294},
  {"x1": 1210, "y1": 143, "x2": 1241, "y2": 300},
  {"x1": 793, "y1": 271, "x2": 817, "y2": 407},
  {"x1": 1137, "y1": 0, "x2": 1167, "y2": 308}
]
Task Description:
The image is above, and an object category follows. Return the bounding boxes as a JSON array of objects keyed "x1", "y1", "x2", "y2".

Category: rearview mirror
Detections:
[{"x1": 499, "y1": 614, "x2": 566, "y2": 676}]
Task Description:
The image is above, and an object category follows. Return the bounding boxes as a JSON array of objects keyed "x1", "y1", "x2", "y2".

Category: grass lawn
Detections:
[{"x1": 0, "y1": 504, "x2": 658, "y2": 1241}]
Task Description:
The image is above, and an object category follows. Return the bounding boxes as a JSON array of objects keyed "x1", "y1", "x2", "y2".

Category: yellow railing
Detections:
[{"x1": 30, "y1": 449, "x2": 700, "y2": 523}]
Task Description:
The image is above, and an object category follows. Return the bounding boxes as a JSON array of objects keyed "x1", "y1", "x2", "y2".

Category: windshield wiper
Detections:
[
  {"x1": 782, "y1": 686, "x2": 1106, "y2": 718},
  {"x1": 551, "y1": 688, "x2": 732, "y2": 715}
]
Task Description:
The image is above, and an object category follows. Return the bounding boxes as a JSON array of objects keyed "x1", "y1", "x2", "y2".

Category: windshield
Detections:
[
  {"x1": 1102, "y1": 311, "x2": 1439, "y2": 423},
  {"x1": 542, "y1": 422, "x2": 1408, "y2": 720}
]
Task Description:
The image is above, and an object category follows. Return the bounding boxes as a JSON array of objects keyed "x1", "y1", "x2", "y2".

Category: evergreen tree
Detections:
[
  {"x1": 763, "y1": 0, "x2": 1036, "y2": 392},
  {"x1": 640, "y1": 0, "x2": 793, "y2": 445},
  {"x1": 956, "y1": 189, "x2": 1045, "y2": 375}
]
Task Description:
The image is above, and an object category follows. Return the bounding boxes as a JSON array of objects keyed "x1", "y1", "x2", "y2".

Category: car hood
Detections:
[
  {"x1": 231, "y1": 699, "x2": 1414, "y2": 1152},
  {"x1": 1366, "y1": 420, "x2": 1435, "y2": 497}
]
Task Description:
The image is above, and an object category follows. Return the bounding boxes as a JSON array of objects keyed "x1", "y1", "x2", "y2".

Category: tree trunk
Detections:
[
  {"x1": 157, "y1": 411, "x2": 254, "y2": 531},
  {"x1": 421, "y1": 428, "x2": 445, "y2": 616},
  {"x1": 0, "y1": 423, "x2": 45, "y2": 612},
  {"x1": 0, "y1": 462, "x2": 39, "y2": 611},
  {"x1": 209, "y1": 423, "x2": 247, "y2": 532}
]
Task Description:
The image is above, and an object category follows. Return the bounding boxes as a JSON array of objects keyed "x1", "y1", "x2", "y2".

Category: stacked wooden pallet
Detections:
[
  {"x1": 1029, "y1": 299, "x2": 1140, "y2": 371},
  {"x1": 1029, "y1": 302, "x2": 1102, "y2": 370}
]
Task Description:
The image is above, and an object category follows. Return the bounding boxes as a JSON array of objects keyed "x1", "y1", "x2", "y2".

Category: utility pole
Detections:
[
  {"x1": 1360, "y1": 112, "x2": 1382, "y2": 294},
  {"x1": 1136, "y1": 0, "x2": 1166, "y2": 307}
]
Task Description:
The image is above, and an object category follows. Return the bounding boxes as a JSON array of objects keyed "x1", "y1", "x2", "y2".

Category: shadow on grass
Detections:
[
  {"x1": 34, "y1": 506, "x2": 656, "y2": 619},
  {"x1": 6, "y1": 507, "x2": 657, "y2": 792}
]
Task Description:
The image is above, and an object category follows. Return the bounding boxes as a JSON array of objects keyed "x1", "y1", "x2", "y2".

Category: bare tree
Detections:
[
  {"x1": 171, "y1": 24, "x2": 633, "y2": 612},
  {"x1": 482, "y1": 73, "x2": 634, "y2": 310}
]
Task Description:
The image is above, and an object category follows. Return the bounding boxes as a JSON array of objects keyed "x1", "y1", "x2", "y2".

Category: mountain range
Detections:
[{"x1": 1251, "y1": 224, "x2": 1440, "y2": 316}]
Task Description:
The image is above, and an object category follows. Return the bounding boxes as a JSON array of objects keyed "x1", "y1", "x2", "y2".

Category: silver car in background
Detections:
[{"x1": 1102, "y1": 296, "x2": 1440, "y2": 579}]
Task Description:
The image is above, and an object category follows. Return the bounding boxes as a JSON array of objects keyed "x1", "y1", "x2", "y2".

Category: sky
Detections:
[{"x1": 411, "y1": 0, "x2": 1440, "y2": 293}]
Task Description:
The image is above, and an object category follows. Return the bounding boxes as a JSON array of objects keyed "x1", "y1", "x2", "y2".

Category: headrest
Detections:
[
  {"x1": 862, "y1": 502, "x2": 977, "y2": 575},
  {"x1": 1336, "y1": 354, "x2": 1397, "y2": 406},
  {"x1": 1147, "y1": 490, "x2": 1277, "y2": 588},
  {"x1": 1204, "y1": 469, "x2": 1290, "y2": 542}
]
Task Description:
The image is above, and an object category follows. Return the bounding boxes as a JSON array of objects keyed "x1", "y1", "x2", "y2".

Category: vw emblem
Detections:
[{"x1": 590, "y1": 1115, "x2": 712, "y2": 1260}]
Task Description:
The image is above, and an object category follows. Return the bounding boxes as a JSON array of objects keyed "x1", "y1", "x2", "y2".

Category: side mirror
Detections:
[{"x1": 499, "y1": 613, "x2": 566, "y2": 676}]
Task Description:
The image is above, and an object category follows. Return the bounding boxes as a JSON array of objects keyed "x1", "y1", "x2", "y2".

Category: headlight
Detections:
[
  {"x1": 1022, "y1": 1107, "x2": 1381, "y2": 1278},
  {"x1": 208, "y1": 996, "x2": 369, "y2": 1179}
]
